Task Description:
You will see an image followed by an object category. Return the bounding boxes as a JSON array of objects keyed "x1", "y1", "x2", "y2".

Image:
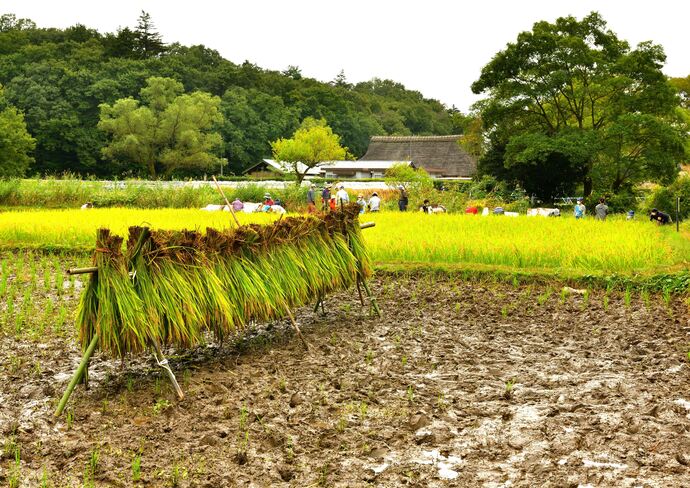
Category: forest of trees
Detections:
[{"x1": 0, "y1": 12, "x2": 469, "y2": 178}]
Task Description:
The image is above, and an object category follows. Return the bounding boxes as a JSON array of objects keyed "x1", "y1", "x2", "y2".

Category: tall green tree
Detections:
[
  {"x1": 98, "y1": 77, "x2": 223, "y2": 178},
  {"x1": 133, "y1": 11, "x2": 165, "y2": 59},
  {"x1": 271, "y1": 117, "x2": 348, "y2": 185},
  {"x1": 0, "y1": 86, "x2": 35, "y2": 178},
  {"x1": 472, "y1": 12, "x2": 687, "y2": 199}
]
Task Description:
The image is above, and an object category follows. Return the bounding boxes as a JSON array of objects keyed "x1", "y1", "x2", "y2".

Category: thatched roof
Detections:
[{"x1": 359, "y1": 135, "x2": 475, "y2": 177}]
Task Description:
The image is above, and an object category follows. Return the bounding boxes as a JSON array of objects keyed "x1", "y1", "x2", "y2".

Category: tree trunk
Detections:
[
  {"x1": 583, "y1": 175, "x2": 593, "y2": 197},
  {"x1": 295, "y1": 171, "x2": 305, "y2": 186}
]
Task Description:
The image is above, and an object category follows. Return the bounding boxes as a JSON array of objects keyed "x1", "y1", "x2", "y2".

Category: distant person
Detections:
[
  {"x1": 493, "y1": 207, "x2": 504, "y2": 215},
  {"x1": 321, "y1": 185, "x2": 331, "y2": 211},
  {"x1": 398, "y1": 185, "x2": 409, "y2": 211},
  {"x1": 595, "y1": 198, "x2": 608, "y2": 221},
  {"x1": 335, "y1": 185, "x2": 350, "y2": 206},
  {"x1": 420, "y1": 199, "x2": 431, "y2": 214},
  {"x1": 80, "y1": 202, "x2": 93, "y2": 210},
  {"x1": 263, "y1": 194, "x2": 274, "y2": 206},
  {"x1": 465, "y1": 206, "x2": 478, "y2": 215},
  {"x1": 356, "y1": 194, "x2": 367, "y2": 214},
  {"x1": 574, "y1": 199, "x2": 586, "y2": 219},
  {"x1": 270, "y1": 204, "x2": 286, "y2": 214},
  {"x1": 368, "y1": 192, "x2": 381, "y2": 212},
  {"x1": 231, "y1": 198, "x2": 244, "y2": 212},
  {"x1": 306, "y1": 184, "x2": 317, "y2": 213},
  {"x1": 626, "y1": 210, "x2": 635, "y2": 220},
  {"x1": 329, "y1": 194, "x2": 337, "y2": 212},
  {"x1": 649, "y1": 208, "x2": 671, "y2": 225}
]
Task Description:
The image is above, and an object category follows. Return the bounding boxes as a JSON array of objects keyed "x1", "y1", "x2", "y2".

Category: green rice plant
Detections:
[
  {"x1": 624, "y1": 287, "x2": 632, "y2": 308},
  {"x1": 131, "y1": 453, "x2": 142, "y2": 482}
]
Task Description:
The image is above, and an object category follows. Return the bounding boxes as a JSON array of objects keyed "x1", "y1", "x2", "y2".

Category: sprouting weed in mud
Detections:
[
  {"x1": 318, "y1": 463, "x2": 331, "y2": 487},
  {"x1": 152, "y1": 399, "x2": 171, "y2": 415},
  {"x1": 9, "y1": 444, "x2": 21, "y2": 488},
  {"x1": 454, "y1": 302, "x2": 462, "y2": 314},
  {"x1": 101, "y1": 399, "x2": 109, "y2": 415},
  {"x1": 340, "y1": 303, "x2": 351, "y2": 314},
  {"x1": 40, "y1": 466, "x2": 49, "y2": 488},
  {"x1": 330, "y1": 332, "x2": 338, "y2": 346},
  {"x1": 394, "y1": 334, "x2": 402, "y2": 347},
  {"x1": 603, "y1": 295, "x2": 610, "y2": 312},
  {"x1": 641, "y1": 289, "x2": 651, "y2": 309},
  {"x1": 512, "y1": 275, "x2": 520, "y2": 288},
  {"x1": 401, "y1": 355, "x2": 408, "y2": 367},
  {"x1": 285, "y1": 436, "x2": 295, "y2": 461},
  {"x1": 182, "y1": 369, "x2": 191, "y2": 387},
  {"x1": 365, "y1": 350, "x2": 374, "y2": 365},
  {"x1": 336, "y1": 415, "x2": 347, "y2": 433},
  {"x1": 33, "y1": 360, "x2": 41, "y2": 377},
  {"x1": 436, "y1": 393, "x2": 449, "y2": 412},
  {"x1": 8, "y1": 355, "x2": 22, "y2": 374},
  {"x1": 663, "y1": 289, "x2": 672, "y2": 308},
  {"x1": 55, "y1": 271, "x2": 64, "y2": 296},
  {"x1": 132, "y1": 452, "x2": 142, "y2": 482},
  {"x1": 236, "y1": 404, "x2": 250, "y2": 463},
  {"x1": 66, "y1": 409, "x2": 74, "y2": 430},
  {"x1": 359, "y1": 401, "x2": 368, "y2": 418},
  {"x1": 125, "y1": 376, "x2": 134, "y2": 393},
  {"x1": 537, "y1": 287, "x2": 552, "y2": 306},
  {"x1": 503, "y1": 379, "x2": 515, "y2": 400},
  {"x1": 153, "y1": 378, "x2": 162, "y2": 396},
  {"x1": 559, "y1": 287, "x2": 569, "y2": 304},
  {"x1": 500, "y1": 305, "x2": 509, "y2": 318},
  {"x1": 406, "y1": 385, "x2": 415, "y2": 403},
  {"x1": 624, "y1": 288, "x2": 632, "y2": 309},
  {"x1": 87, "y1": 447, "x2": 100, "y2": 481},
  {"x1": 170, "y1": 462, "x2": 187, "y2": 486},
  {"x1": 55, "y1": 304, "x2": 67, "y2": 334},
  {"x1": 43, "y1": 267, "x2": 51, "y2": 293},
  {"x1": 581, "y1": 289, "x2": 590, "y2": 310},
  {"x1": 278, "y1": 376, "x2": 287, "y2": 393}
]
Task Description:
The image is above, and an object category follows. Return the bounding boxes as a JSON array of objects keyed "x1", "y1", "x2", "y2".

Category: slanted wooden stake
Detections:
[
  {"x1": 285, "y1": 308, "x2": 310, "y2": 351},
  {"x1": 212, "y1": 176, "x2": 241, "y2": 227},
  {"x1": 55, "y1": 334, "x2": 99, "y2": 417},
  {"x1": 361, "y1": 279, "x2": 381, "y2": 318},
  {"x1": 151, "y1": 338, "x2": 184, "y2": 400}
]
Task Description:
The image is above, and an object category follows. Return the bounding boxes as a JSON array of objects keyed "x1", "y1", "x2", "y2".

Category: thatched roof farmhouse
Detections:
[{"x1": 359, "y1": 135, "x2": 476, "y2": 178}]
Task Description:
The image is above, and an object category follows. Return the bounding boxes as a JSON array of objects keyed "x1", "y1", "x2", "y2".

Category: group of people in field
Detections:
[
  {"x1": 306, "y1": 184, "x2": 382, "y2": 214},
  {"x1": 571, "y1": 197, "x2": 671, "y2": 225}
]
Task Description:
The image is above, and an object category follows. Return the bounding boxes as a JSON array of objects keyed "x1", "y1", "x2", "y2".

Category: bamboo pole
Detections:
[
  {"x1": 360, "y1": 222, "x2": 376, "y2": 230},
  {"x1": 151, "y1": 338, "x2": 184, "y2": 400},
  {"x1": 55, "y1": 334, "x2": 99, "y2": 417},
  {"x1": 67, "y1": 266, "x2": 98, "y2": 275},
  {"x1": 356, "y1": 278, "x2": 365, "y2": 307},
  {"x1": 361, "y1": 280, "x2": 381, "y2": 318},
  {"x1": 212, "y1": 176, "x2": 241, "y2": 227}
]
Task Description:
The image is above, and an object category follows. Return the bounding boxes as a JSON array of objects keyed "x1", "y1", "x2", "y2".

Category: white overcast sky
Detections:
[{"x1": 2, "y1": 0, "x2": 688, "y2": 111}]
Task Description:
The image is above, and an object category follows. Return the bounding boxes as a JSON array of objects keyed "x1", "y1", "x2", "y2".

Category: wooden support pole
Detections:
[
  {"x1": 360, "y1": 222, "x2": 376, "y2": 230},
  {"x1": 55, "y1": 334, "x2": 99, "y2": 418},
  {"x1": 285, "y1": 308, "x2": 310, "y2": 351},
  {"x1": 356, "y1": 278, "x2": 365, "y2": 307},
  {"x1": 313, "y1": 295, "x2": 322, "y2": 313},
  {"x1": 67, "y1": 266, "x2": 98, "y2": 275},
  {"x1": 212, "y1": 176, "x2": 241, "y2": 227},
  {"x1": 151, "y1": 338, "x2": 184, "y2": 401},
  {"x1": 361, "y1": 279, "x2": 381, "y2": 318}
]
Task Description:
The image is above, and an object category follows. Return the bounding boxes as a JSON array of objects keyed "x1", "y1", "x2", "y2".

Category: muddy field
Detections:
[{"x1": 2, "y1": 273, "x2": 690, "y2": 487}]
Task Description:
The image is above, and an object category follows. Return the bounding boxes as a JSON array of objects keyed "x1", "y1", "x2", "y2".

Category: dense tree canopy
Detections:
[
  {"x1": 0, "y1": 86, "x2": 35, "y2": 178},
  {"x1": 472, "y1": 12, "x2": 687, "y2": 200},
  {"x1": 98, "y1": 77, "x2": 223, "y2": 178},
  {"x1": 0, "y1": 12, "x2": 461, "y2": 177}
]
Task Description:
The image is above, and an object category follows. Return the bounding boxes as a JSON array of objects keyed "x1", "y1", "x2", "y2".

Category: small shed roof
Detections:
[
  {"x1": 320, "y1": 160, "x2": 413, "y2": 171},
  {"x1": 243, "y1": 159, "x2": 322, "y2": 176}
]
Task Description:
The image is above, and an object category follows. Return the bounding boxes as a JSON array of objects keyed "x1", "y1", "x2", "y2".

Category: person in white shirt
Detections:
[
  {"x1": 335, "y1": 185, "x2": 349, "y2": 206},
  {"x1": 368, "y1": 192, "x2": 381, "y2": 212}
]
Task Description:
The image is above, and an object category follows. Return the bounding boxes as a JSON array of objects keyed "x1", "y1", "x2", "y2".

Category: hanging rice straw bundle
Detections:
[{"x1": 76, "y1": 204, "x2": 372, "y2": 357}]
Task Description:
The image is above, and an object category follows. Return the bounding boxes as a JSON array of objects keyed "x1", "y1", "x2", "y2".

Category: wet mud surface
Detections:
[{"x1": 2, "y1": 275, "x2": 690, "y2": 486}]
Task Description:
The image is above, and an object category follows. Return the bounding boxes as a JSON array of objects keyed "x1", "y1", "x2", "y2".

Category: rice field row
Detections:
[{"x1": 0, "y1": 209, "x2": 688, "y2": 275}]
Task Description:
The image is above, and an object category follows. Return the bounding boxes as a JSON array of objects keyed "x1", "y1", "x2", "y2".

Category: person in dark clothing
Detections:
[
  {"x1": 306, "y1": 184, "x2": 316, "y2": 213},
  {"x1": 420, "y1": 199, "x2": 431, "y2": 213},
  {"x1": 649, "y1": 208, "x2": 671, "y2": 225},
  {"x1": 321, "y1": 185, "x2": 331, "y2": 211},
  {"x1": 398, "y1": 185, "x2": 408, "y2": 211}
]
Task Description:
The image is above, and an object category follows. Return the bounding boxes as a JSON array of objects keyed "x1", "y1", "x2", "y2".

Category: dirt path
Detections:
[{"x1": 1, "y1": 275, "x2": 690, "y2": 487}]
